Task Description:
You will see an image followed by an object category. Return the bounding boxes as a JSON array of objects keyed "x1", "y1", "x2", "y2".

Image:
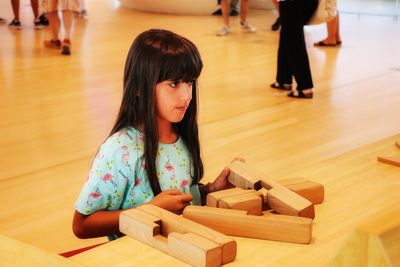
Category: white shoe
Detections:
[
  {"x1": 217, "y1": 26, "x2": 231, "y2": 36},
  {"x1": 240, "y1": 21, "x2": 257, "y2": 33}
]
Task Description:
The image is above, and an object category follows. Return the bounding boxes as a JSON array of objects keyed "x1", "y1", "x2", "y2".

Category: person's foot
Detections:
[
  {"x1": 212, "y1": 8, "x2": 239, "y2": 16},
  {"x1": 271, "y1": 17, "x2": 280, "y2": 31},
  {"x1": 287, "y1": 89, "x2": 314, "y2": 99},
  {"x1": 314, "y1": 40, "x2": 339, "y2": 47},
  {"x1": 34, "y1": 20, "x2": 44, "y2": 29},
  {"x1": 217, "y1": 26, "x2": 231, "y2": 36},
  {"x1": 8, "y1": 19, "x2": 21, "y2": 29},
  {"x1": 230, "y1": 10, "x2": 239, "y2": 16},
  {"x1": 270, "y1": 82, "x2": 292, "y2": 91},
  {"x1": 44, "y1": 39, "x2": 62, "y2": 49},
  {"x1": 240, "y1": 21, "x2": 257, "y2": 33},
  {"x1": 39, "y1": 14, "x2": 49, "y2": 26},
  {"x1": 61, "y1": 39, "x2": 71, "y2": 55},
  {"x1": 212, "y1": 9, "x2": 222, "y2": 16}
]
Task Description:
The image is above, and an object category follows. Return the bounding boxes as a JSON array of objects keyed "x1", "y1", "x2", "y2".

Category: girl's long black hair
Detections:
[{"x1": 110, "y1": 29, "x2": 204, "y2": 195}]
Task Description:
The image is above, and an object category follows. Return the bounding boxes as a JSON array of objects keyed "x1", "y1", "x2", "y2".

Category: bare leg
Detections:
[
  {"x1": 272, "y1": 0, "x2": 279, "y2": 10},
  {"x1": 335, "y1": 13, "x2": 342, "y2": 43},
  {"x1": 240, "y1": 0, "x2": 249, "y2": 24},
  {"x1": 46, "y1": 11, "x2": 60, "y2": 40},
  {"x1": 221, "y1": 0, "x2": 231, "y2": 27},
  {"x1": 314, "y1": 14, "x2": 340, "y2": 46},
  {"x1": 30, "y1": 0, "x2": 39, "y2": 20},
  {"x1": 325, "y1": 16, "x2": 337, "y2": 43},
  {"x1": 80, "y1": 0, "x2": 86, "y2": 11},
  {"x1": 62, "y1": 10, "x2": 74, "y2": 40},
  {"x1": 10, "y1": 0, "x2": 20, "y2": 20}
]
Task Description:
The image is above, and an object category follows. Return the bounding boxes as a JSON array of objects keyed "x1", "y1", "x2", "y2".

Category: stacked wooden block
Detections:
[
  {"x1": 119, "y1": 204, "x2": 236, "y2": 267},
  {"x1": 183, "y1": 160, "x2": 325, "y2": 245},
  {"x1": 119, "y1": 160, "x2": 325, "y2": 266}
]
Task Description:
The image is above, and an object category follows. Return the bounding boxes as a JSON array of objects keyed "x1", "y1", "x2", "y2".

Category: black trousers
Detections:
[{"x1": 276, "y1": 0, "x2": 318, "y2": 91}]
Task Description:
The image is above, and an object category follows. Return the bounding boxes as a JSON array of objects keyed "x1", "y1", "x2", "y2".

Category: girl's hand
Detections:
[
  {"x1": 208, "y1": 157, "x2": 245, "y2": 193},
  {"x1": 148, "y1": 189, "x2": 193, "y2": 214},
  {"x1": 208, "y1": 167, "x2": 234, "y2": 193}
]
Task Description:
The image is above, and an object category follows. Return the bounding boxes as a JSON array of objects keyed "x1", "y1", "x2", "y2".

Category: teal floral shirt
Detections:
[{"x1": 75, "y1": 127, "x2": 200, "y2": 219}]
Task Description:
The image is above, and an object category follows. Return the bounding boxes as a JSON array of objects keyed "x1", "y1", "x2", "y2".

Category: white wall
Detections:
[
  {"x1": 119, "y1": 0, "x2": 275, "y2": 15},
  {"x1": 0, "y1": 0, "x2": 12, "y2": 18}
]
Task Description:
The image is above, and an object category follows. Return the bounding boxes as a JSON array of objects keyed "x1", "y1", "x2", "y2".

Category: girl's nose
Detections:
[{"x1": 179, "y1": 83, "x2": 193, "y2": 101}]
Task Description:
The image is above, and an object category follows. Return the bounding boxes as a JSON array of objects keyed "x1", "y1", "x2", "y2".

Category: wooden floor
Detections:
[{"x1": 1, "y1": 0, "x2": 400, "y2": 257}]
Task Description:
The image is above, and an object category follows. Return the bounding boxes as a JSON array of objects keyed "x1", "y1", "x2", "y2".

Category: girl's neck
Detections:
[
  {"x1": 136, "y1": 122, "x2": 178, "y2": 144},
  {"x1": 158, "y1": 120, "x2": 178, "y2": 144}
]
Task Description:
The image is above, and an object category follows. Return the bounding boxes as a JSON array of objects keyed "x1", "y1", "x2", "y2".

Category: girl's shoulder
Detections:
[{"x1": 100, "y1": 127, "x2": 145, "y2": 155}]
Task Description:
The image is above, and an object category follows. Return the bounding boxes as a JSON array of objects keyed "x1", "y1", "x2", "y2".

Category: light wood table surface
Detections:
[
  {"x1": 0, "y1": 235, "x2": 83, "y2": 267},
  {"x1": 69, "y1": 134, "x2": 400, "y2": 266}
]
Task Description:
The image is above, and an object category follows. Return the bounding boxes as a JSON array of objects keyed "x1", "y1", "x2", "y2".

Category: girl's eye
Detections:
[
  {"x1": 168, "y1": 80, "x2": 194, "y2": 88},
  {"x1": 169, "y1": 81, "x2": 178, "y2": 88}
]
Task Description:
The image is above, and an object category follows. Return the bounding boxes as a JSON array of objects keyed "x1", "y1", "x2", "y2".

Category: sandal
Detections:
[
  {"x1": 287, "y1": 90, "x2": 313, "y2": 99},
  {"x1": 313, "y1": 41, "x2": 337, "y2": 47},
  {"x1": 270, "y1": 82, "x2": 292, "y2": 91}
]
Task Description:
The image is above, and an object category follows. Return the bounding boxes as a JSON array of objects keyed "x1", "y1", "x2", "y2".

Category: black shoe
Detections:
[
  {"x1": 230, "y1": 10, "x2": 239, "y2": 16},
  {"x1": 212, "y1": 9, "x2": 222, "y2": 16},
  {"x1": 8, "y1": 19, "x2": 21, "y2": 29},
  {"x1": 271, "y1": 17, "x2": 280, "y2": 31},
  {"x1": 39, "y1": 14, "x2": 49, "y2": 26},
  {"x1": 271, "y1": 82, "x2": 292, "y2": 91},
  {"x1": 287, "y1": 90, "x2": 313, "y2": 99}
]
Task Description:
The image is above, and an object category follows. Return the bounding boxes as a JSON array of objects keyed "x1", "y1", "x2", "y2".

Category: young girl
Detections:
[{"x1": 73, "y1": 29, "x2": 232, "y2": 240}]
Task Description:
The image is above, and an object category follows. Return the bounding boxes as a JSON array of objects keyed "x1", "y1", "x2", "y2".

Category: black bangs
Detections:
[{"x1": 156, "y1": 33, "x2": 203, "y2": 83}]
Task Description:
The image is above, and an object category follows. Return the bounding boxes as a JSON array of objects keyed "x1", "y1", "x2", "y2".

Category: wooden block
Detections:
[
  {"x1": 120, "y1": 208, "x2": 163, "y2": 245},
  {"x1": 134, "y1": 204, "x2": 236, "y2": 265},
  {"x1": 120, "y1": 209, "x2": 223, "y2": 267},
  {"x1": 227, "y1": 160, "x2": 264, "y2": 190},
  {"x1": 183, "y1": 206, "x2": 313, "y2": 244},
  {"x1": 206, "y1": 188, "x2": 246, "y2": 207},
  {"x1": 218, "y1": 192, "x2": 263, "y2": 215},
  {"x1": 330, "y1": 206, "x2": 400, "y2": 267},
  {"x1": 277, "y1": 178, "x2": 324, "y2": 204},
  {"x1": 286, "y1": 181, "x2": 324, "y2": 204},
  {"x1": 377, "y1": 156, "x2": 400, "y2": 167},
  {"x1": 267, "y1": 186, "x2": 315, "y2": 219},
  {"x1": 277, "y1": 177, "x2": 310, "y2": 186},
  {"x1": 257, "y1": 188, "x2": 271, "y2": 210},
  {"x1": 169, "y1": 233, "x2": 222, "y2": 267},
  {"x1": 227, "y1": 161, "x2": 315, "y2": 219}
]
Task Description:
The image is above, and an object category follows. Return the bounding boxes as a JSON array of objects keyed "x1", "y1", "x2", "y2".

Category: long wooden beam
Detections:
[{"x1": 183, "y1": 206, "x2": 313, "y2": 244}]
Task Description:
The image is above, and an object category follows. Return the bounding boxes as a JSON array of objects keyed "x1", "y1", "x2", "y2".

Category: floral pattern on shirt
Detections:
[{"x1": 75, "y1": 127, "x2": 194, "y2": 215}]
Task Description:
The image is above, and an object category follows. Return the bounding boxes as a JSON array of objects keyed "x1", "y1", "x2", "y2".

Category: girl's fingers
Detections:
[
  {"x1": 178, "y1": 193, "x2": 193, "y2": 203},
  {"x1": 162, "y1": 189, "x2": 184, "y2": 195}
]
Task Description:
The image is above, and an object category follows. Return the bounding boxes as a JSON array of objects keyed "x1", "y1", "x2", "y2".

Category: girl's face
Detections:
[{"x1": 155, "y1": 79, "x2": 193, "y2": 125}]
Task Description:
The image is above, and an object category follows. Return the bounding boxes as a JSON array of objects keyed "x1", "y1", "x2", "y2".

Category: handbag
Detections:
[{"x1": 308, "y1": 0, "x2": 338, "y2": 25}]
